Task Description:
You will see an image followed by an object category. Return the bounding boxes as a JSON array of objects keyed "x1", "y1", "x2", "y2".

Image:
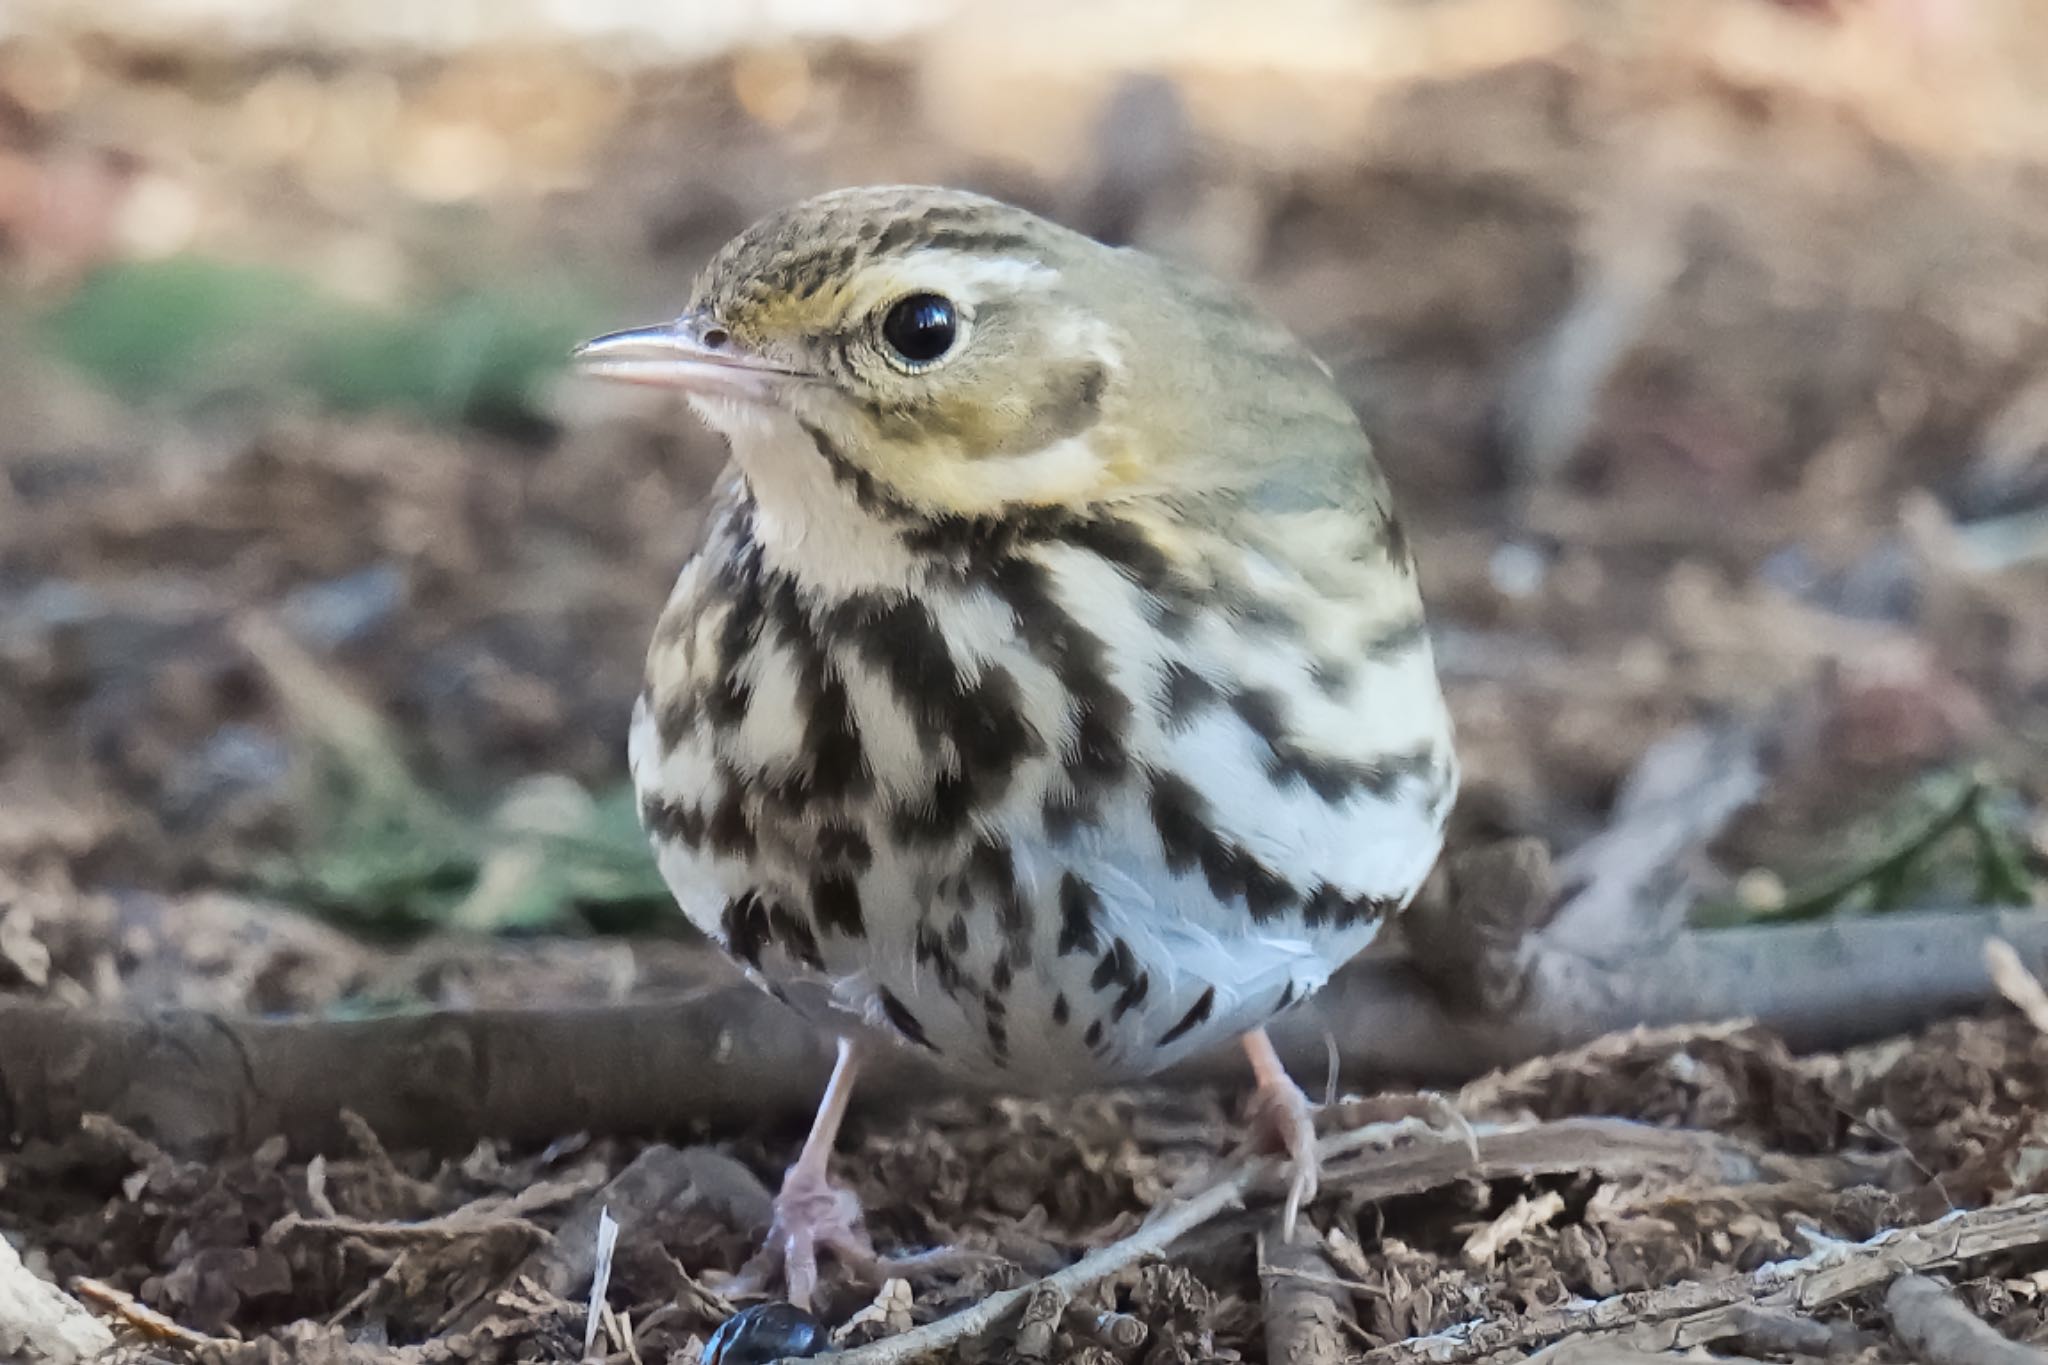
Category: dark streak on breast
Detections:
[
  {"x1": 1056, "y1": 872, "x2": 1102, "y2": 956},
  {"x1": 878, "y1": 987, "x2": 936, "y2": 1051},
  {"x1": 1158, "y1": 985, "x2": 1215, "y2": 1046},
  {"x1": 810, "y1": 872, "x2": 865, "y2": 937},
  {"x1": 984, "y1": 553, "x2": 1130, "y2": 807},
  {"x1": 1148, "y1": 772, "x2": 1298, "y2": 922},
  {"x1": 640, "y1": 793, "x2": 706, "y2": 849}
]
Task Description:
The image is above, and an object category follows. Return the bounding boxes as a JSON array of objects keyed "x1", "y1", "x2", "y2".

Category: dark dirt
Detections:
[
  {"x1": 4, "y1": 1, "x2": 2048, "y2": 1360},
  {"x1": 6, "y1": 1009, "x2": 2048, "y2": 1361}
]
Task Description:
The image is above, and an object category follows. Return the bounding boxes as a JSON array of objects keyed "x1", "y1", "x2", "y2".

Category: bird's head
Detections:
[{"x1": 574, "y1": 186, "x2": 1368, "y2": 525}]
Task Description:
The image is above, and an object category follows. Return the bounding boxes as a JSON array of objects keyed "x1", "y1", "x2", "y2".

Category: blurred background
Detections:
[{"x1": 2, "y1": 0, "x2": 2046, "y2": 1016}]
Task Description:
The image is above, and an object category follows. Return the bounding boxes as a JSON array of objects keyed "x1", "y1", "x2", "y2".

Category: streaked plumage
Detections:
[{"x1": 576, "y1": 184, "x2": 1457, "y2": 1307}]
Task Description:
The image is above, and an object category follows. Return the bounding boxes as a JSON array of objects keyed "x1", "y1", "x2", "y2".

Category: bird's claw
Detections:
[
  {"x1": 722, "y1": 1165, "x2": 877, "y2": 1312},
  {"x1": 1247, "y1": 1072, "x2": 1321, "y2": 1239}
]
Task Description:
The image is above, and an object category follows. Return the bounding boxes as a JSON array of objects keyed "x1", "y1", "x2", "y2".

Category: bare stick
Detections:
[
  {"x1": 813, "y1": 1148, "x2": 1273, "y2": 1365},
  {"x1": 812, "y1": 1116, "x2": 1855, "y2": 1365},
  {"x1": 1527, "y1": 1340, "x2": 1775, "y2": 1365},
  {"x1": 1368, "y1": 1195, "x2": 2048, "y2": 1364},
  {"x1": 1321, "y1": 1117, "x2": 1882, "y2": 1203},
  {"x1": 68, "y1": 1276, "x2": 222, "y2": 1351},
  {"x1": 1886, "y1": 1274, "x2": 2048, "y2": 1365},
  {"x1": 5, "y1": 908, "x2": 2043, "y2": 1156},
  {"x1": 1262, "y1": 1223, "x2": 1352, "y2": 1365}
]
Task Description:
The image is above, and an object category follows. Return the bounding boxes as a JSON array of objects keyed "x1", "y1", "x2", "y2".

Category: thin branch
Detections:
[
  {"x1": 1261, "y1": 1223, "x2": 1352, "y2": 1365},
  {"x1": 813, "y1": 1146, "x2": 1272, "y2": 1365},
  {"x1": 4, "y1": 908, "x2": 2043, "y2": 1156},
  {"x1": 1886, "y1": 1274, "x2": 2048, "y2": 1365},
  {"x1": 69, "y1": 1276, "x2": 224, "y2": 1352},
  {"x1": 1527, "y1": 1340, "x2": 1776, "y2": 1365},
  {"x1": 811, "y1": 1117, "x2": 1858, "y2": 1365},
  {"x1": 1369, "y1": 1195, "x2": 2048, "y2": 1364}
]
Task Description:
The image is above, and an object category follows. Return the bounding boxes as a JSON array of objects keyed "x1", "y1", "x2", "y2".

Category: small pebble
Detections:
[{"x1": 701, "y1": 1302, "x2": 828, "y2": 1365}]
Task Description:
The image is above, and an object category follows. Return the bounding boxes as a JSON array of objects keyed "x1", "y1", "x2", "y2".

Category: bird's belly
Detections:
[
  {"x1": 630, "y1": 530, "x2": 1456, "y2": 1090},
  {"x1": 639, "y1": 730, "x2": 1407, "y2": 1090}
]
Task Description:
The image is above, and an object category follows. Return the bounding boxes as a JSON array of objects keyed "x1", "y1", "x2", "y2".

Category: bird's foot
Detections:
[
  {"x1": 1246, "y1": 1066, "x2": 1320, "y2": 1240},
  {"x1": 723, "y1": 1164, "x2": 878, "y2": 1313}
]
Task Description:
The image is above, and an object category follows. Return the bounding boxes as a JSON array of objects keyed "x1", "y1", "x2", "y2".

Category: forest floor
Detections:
[{"x1": 4, "y1": 1, "x2": 2048, "y2": 1360}]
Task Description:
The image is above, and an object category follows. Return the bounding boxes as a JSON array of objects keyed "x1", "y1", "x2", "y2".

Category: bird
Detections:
[{"x1": 572, "y1": 185, "x2": 1458, "y2": 1312}]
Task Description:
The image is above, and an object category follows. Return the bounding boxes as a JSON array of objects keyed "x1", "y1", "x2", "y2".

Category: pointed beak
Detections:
[{"x1": 570, "y1": 313, "x2": 799, "y2": 397}]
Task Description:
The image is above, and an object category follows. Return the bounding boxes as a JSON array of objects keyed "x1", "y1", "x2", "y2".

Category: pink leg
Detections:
[
  {"x1": 1242, "y1": 1028, "x2": 1319, "y2": 1238},
  {"x1": 726, "y1": 1036, "x2": 877, "y2": 1310}
]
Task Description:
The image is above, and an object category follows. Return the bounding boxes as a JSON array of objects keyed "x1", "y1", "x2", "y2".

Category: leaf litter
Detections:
[{"x1": 3, "y1": 0, "x2": 2048, "y2": 1360}]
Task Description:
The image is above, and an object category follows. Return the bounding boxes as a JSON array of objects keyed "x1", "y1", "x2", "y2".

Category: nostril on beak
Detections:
[{"x1": 701, "y1": 326, "x2": 730, "y2": 349}]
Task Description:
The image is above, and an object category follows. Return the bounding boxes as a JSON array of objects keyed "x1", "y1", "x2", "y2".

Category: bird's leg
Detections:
[
  {"x1": 1241, "y1": 1027, "x2": 1319, "y2": 1239},
  {"x1": 725, "y1": 1035, "x2": 877, "y2": 1311}
]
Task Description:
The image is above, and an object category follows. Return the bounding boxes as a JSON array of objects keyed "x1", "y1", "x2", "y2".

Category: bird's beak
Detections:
[{"x1": 571, "y1": 312, "x2": 797, "y2": 398}]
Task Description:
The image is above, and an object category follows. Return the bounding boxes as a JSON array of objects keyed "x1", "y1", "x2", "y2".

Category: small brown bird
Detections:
[{"x1": 575, "y1": 186, "x2": 1456, "y2": 1309}]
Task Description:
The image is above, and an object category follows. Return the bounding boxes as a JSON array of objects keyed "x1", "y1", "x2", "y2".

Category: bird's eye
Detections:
[{"x1": 879, "y1": 293, "x2": 958, "y2": 368}]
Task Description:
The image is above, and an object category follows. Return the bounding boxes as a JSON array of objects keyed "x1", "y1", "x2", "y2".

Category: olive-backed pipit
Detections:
[{"x1": 574, "y1": 185, "x2": 1457, "y2": 1310}]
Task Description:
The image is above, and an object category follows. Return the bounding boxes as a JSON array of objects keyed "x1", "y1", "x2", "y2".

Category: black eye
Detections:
[{"x1": 879, "y1": 293, "x2": 958, "y2": 366}]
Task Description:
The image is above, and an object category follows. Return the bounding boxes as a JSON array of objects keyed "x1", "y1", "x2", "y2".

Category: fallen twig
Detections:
[
  {"x1": 813, "y1": 1115, "x2": 1859, "y2": 1365},
  {"x1": 1886, "y1": 1273, "x2": 2048, "y2": 1365},
  {"x1": 812, "y1": 1145, "x2": 1273, "y2": 1365},
  {"x1": 1261, "y1": 1222, "x2": 1352, "y2": 1365},
  {"x1": 1321, "y1": 1116, "x2": 1881, "y2": 1201},
  {"x1": 4, "y1": 907, "x2": 2042, "y2": 1154},
  {"x1": 1370, "y1": 1194, "x2": 2048, "y2": 1363},
  {"x1": 1527, "y1": 1340, "x2": 1775, "y2": 1365},
  {"x1": 70, "y1": 1275, "x2": 220, "y2": 1353}
]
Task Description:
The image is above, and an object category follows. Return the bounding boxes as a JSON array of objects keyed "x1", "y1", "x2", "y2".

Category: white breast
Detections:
[{"x1": 631, "y1": 484, "x2": 1455, "y2": 1090}]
